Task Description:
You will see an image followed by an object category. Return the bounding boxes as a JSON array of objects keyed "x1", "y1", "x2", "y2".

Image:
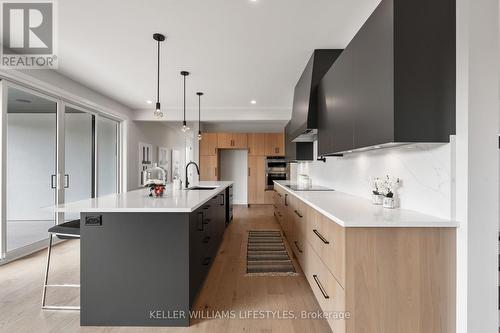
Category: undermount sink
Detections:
[{"x1": 187, "y1": 186, "x2": 218, "y2": 191}]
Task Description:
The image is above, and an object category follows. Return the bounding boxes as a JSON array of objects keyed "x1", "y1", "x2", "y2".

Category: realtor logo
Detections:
[{"x1": 1, "y1": 0, "x2": 58, "y2": 68}]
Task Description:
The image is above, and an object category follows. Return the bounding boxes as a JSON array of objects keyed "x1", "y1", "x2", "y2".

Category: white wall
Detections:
[
  {"x1": 455, "y1": 0, "x2": 499, "y2": 331},
  {"x1": 291, "y1": 141, "x2": 452, "y2": 219},
  {"x1": 219, "y1": 150, "x2": 248, "y2": 204}
]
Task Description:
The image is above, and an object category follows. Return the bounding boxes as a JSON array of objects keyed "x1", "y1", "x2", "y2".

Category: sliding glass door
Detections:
[
  {"x1": 5, "y1": 87, "x2": 58, "y2": 253},
  {"x1": 1, "y1": 82, "x2": 122, "y2": 261},
  {"x1": 64, "y1": 106, "x2": 93, "y2": 222},
  {"x1": 97, "y1": 116, "x2": 118, "y2": 196}
]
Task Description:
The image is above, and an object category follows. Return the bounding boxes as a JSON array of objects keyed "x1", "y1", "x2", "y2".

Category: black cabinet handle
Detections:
[
  {"x1": 285, "y1": 194, "x2": 288, "y2": 206},
  {"x1": 220, "y1": 193, "x2": 225, "y2": 206},
  {"x1": 294, "y1": 241, "x2": 303, "y2": 253},
  {"x1": 313, "y1": 229, "x2": 330, "y2": 244},
  {"x1": 203, "y1": 236, "x2": 211, "y2": 243},
  {"x1": 294, "y1": 210, "x2": 303, "y2": 218},
  {"x1": 313, "y1": 275, "x2": 330, "y2": 299},
  {"x1": 197, "y1": 212, "x2": 205, "y2": 231},
  {"x1": 202, "y1": 257, "x2": 211, "y2": 265}
]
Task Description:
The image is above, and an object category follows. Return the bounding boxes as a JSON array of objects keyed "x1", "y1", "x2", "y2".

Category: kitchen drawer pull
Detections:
[
  {"x1": 203, "y1": 236, "x2": 211, "y2": 243},
  {"x1": 294, "y1": 210, "x2": 303, "y2": 218},
  {"x1": 285, "y1": 194, "x2": 288, "y2": 206},
  {"x1": 202, "y1": 257, "x2": 211, "y2": 265},
  {"x1": 313, "y1": 229, "x2": 330, "y2": 244},
  {"x1": 197, "y1": 212, "x2": 204, "y2": 231},
  {"x1": 313, "y1": 275, "x2": 330, "y2": 299},
  {"x1": 220, "y1": 193, "x2": 225, "y2": 206},
  {"x1": 294, "y1": 241, "x2": 303, "y2": 253}
]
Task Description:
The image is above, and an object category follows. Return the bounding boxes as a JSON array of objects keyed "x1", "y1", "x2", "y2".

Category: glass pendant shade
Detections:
[{"x1": 143, "y1": 163, "x2": 166, "y2": 186}]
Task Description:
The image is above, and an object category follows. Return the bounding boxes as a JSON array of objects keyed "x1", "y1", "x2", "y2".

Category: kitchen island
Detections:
[{"x1": 54, "y1": 181, "x2": 233, "y2": 327}]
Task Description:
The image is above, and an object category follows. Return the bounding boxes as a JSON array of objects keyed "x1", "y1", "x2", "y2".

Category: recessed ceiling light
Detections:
[
  {"x1": 250, "y1": 100, "x2": 257, "y2": 104},
  {"x1": 146, "y1": 100, "x2": 152, "y2": 104}
]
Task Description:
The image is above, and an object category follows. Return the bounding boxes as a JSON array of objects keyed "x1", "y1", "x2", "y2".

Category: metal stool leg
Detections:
[
  {"x1": 41, "y1": 233, "x2": 53, "y2": 308},
  {"x1": 41, "y1": 234, "x2": 80, "y2": 310}
]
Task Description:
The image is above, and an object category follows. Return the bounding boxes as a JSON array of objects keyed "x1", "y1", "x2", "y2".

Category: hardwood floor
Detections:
[{"x1": 0, "y1": 205, "x2": 331, "y2": 333}]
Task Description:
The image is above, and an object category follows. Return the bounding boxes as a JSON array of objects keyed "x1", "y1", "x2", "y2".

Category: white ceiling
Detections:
[{"x1": 56, "y1": 0, "x2": 380, "y2": 122}]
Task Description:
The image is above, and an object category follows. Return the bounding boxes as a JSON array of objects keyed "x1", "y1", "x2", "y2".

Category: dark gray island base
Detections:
[{"x1": 80, "y1": 192, "x2": 226, "y2": 326}]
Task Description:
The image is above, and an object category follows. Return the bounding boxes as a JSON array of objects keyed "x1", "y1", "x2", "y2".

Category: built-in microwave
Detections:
[{"x1": 265, "y1": 156, "x2": 288, "y2": 190}]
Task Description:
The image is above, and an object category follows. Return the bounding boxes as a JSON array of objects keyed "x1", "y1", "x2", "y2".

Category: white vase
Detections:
[
  {"x1": 383, "y1": 197, "x2": 396, "y2": 209},
  {"x1": 372, "y1": 194, "x2": 384, "y2": 205}
]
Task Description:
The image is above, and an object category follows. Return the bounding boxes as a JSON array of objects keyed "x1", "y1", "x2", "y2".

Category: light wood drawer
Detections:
[
  {"x1": 304, "y1": 241, "x2": 346, "y2": 333},
  {"x1": 307, "y1": 208, "x2": 346, "y2": 288}
]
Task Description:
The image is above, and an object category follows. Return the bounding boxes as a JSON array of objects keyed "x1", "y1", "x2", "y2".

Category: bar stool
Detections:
[{"x1": 41, "y1": 219, "x2": 80, "y2": 310}]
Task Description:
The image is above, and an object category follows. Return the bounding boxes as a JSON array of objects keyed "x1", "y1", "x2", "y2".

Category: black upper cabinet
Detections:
[
  {"x1": 290, "y1": 49, "x2": 343, "y2": 141},
  {"x1": 318, "y1": 0, "x2": 455, "y2": 156},
  {"x1": 285, "y1": 121, "x2": 314, "y2": 162}
]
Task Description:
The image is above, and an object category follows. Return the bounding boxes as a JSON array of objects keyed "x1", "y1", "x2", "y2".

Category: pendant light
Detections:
[
  {"x1": 196, "y1": 92, "x2": 204, "y2": 140},
  {"x1": 180, "y1": 71, "x2": 190, "y2": 132},
  {"x1": 153, "y1": 33, "x2": 166, "y2": 118}
]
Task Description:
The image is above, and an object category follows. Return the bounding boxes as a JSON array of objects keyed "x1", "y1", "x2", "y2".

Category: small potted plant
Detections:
[
  {"x1": 371, "y1": 177, "x2": 384, "y2": 205},
  {"x1": 380, "y1": 175, "x2": 401, "y2": 209}
]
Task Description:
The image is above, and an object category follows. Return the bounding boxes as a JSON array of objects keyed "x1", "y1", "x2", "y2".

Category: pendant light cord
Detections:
[
  {"x1": 157, "y1": 40, "x2": 160, "y2": 104},
  {"x1": 198, "y1": 94, "x2": 201, "y2": 130},
  {"x1": 183, "y1": 74, "x2": 186, "y2": 122}
]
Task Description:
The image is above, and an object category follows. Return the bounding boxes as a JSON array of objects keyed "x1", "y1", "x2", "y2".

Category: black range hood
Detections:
[
  {"x1": 317, "y1": 0, "x2": 456, "y2": 156},
  {"x1": 289, "y1": 49, "x2": 343, "y2": 142}
]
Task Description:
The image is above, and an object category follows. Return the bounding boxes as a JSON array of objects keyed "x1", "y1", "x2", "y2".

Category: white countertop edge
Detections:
[
  {"x1": 274, "y1": 181, "x2": 458, "y2": 228},
  {"x1": 52, "y1": 182, "x2": 233, "y2": 213}
]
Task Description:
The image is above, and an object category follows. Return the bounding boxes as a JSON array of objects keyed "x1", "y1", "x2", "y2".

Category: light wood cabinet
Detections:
[
  {"x1": 247, "y1": 156, "x2": 266, "y2": 204},
  {"x1": 199, "y1": 155, "x2": 218, "y2": 181},
  {"x1": 199, "y1": 133, "x2": 218, "y2": 156},
  {"x1": 217, "y1": 133, "x2": 233, "y2": 149},
  {"x1": 232, "y1": 133, "x2": 248, "y2": 149},
  {"x1": 247, "y1": 133, "x2": 267, "y2": 156},
  {"x1": 265, "y1": 132, "x2": 285, "y2": 156},
  {"x1": 275, "y1": 184, "x2": 456, "y2": 333},
  {"x1": 217, "y1": 133, "x2": 248, "y2": 149}
]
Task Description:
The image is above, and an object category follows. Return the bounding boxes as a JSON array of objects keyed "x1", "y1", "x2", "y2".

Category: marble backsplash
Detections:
[{"x1": 290, "y1": 141, "x2": 452, "y2": 219}]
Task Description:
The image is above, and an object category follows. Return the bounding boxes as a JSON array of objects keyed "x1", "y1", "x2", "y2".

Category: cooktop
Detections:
[{"x1": 285, "y1": 184, "x2": 334, "y2": 191}]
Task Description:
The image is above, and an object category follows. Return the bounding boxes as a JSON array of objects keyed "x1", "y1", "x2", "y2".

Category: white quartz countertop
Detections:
[
  {"x1": 52, "y1": 181, "x2": 233, "y2": 213},
  {"x1": 274, "y1": 181, "x2": 458, "y2": 228}
]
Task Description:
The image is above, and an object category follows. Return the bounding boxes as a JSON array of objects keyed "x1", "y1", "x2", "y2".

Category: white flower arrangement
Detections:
[
  {"x1": 380, "y1": 175, "x2": 400, "y2": 198},
  {"x1": 371, "y1": 177, "x2": 384, "y2": 195}
]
